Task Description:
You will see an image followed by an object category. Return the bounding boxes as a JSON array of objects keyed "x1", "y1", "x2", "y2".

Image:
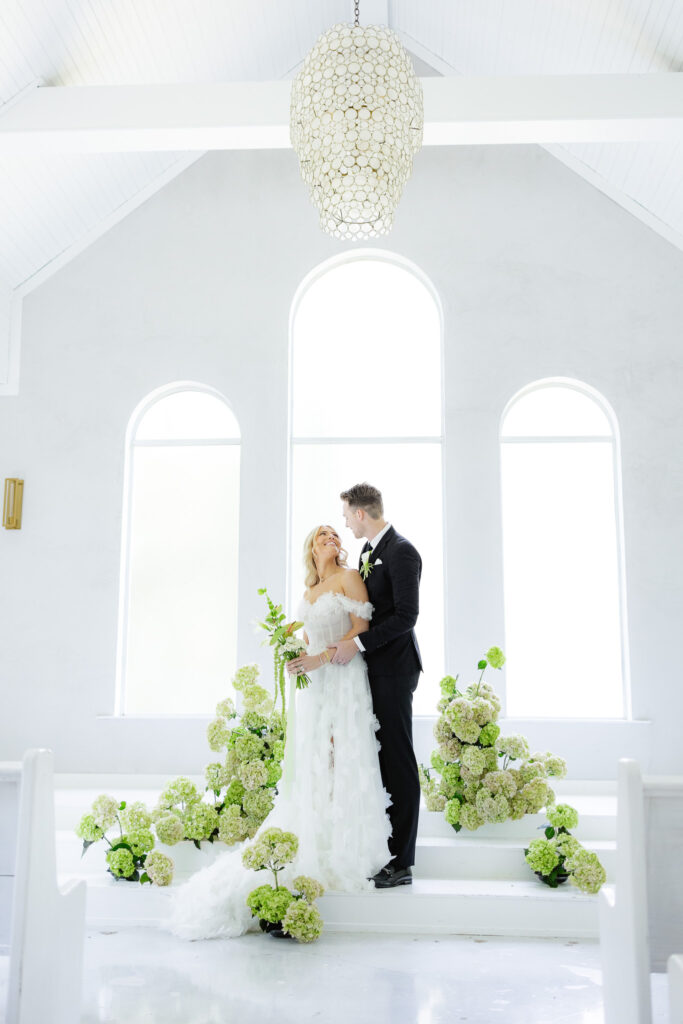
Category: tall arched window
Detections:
[
  {"x1": 117, "y1": 384, "x2": 240, "y2": 714},
  {"x1": 500, "y1": 379, "x2": 628, "y2": 718},
  {"x1": 290, "y1": 253, "x2": 444, "y2": 715}
]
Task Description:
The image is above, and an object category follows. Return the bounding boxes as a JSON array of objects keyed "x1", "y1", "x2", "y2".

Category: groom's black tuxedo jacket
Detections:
[{"x1": 359, "y1": 526, "x2": 423, "y2": 677}]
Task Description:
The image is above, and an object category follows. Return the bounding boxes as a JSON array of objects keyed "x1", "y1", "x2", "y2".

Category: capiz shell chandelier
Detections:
[{"x1": 290, "y1": 9, "x2": 423, "y2": 240}]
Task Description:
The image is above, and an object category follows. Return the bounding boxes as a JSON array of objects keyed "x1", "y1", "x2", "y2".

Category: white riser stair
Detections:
[{"x1": 55, "y1": 776, "x2": 616, "y2": 938}]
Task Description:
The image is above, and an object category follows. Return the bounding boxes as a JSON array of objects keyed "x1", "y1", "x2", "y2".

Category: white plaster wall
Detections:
[{"x1": 0, "y1": 145, "x2": 681, "y2": 775}]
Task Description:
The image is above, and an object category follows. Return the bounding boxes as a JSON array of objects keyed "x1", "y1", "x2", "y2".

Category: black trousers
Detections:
[{"x1": 368, "y1": 671, "x2": 421, "y2": 869}]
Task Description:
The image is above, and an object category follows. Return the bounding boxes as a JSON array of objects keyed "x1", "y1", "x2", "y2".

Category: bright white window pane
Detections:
[
  {"x1": 293, "y1": 261, "x2": 441, "y2": 438},
  {"x1": 501, "y1": 440, "x2": 624, "y2": 717},
  {"x1": 502, "y1": 386, "x2": 612, "y2": 438},
  {"x1": 290, "y1": 443, "x2": 443, "y2": 715},
  {"x1": 124, "y1": 445, "x2": 240, "y2": 714},
  {"x1": 136, "y1": 391, "x2": 240, "y2": 440}
]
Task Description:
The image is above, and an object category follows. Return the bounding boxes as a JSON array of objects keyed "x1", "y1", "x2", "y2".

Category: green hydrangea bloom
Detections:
[
  {"x1": 232, "y1": 664, "x2": 260, "y2": 692},
  {"x1": 184, "y1": 802, "x2": 219, "y2": 841},
  {"x1": 471, "y1": 696, "x2": 495, "y2": 726},
  {"x1": 547, "y1": 803, "x2": 579, "y2": 831},
  {"x1": 92, "y1": 795, "x2": 120, "y2": 830},
  {"x1": 235, "y1": 734, "x2": 265, "y2": 762},
  {"x1": 430, "y1": 750, "x2": 446, "y2": 773},
  {"x1": 425, "y1": 791, "x2": 447, "y2": 812},
  {"x1": 106, "y1": 847, "x2": 136, "y2": 878},
  {"x1": 439, "y1": 675, "x2": 459, "y2": 698},
  {"x1": 126, "y1": 828, "x2": 155, "y2": 856},
  {"x1": 518, "y1": 761, "x2": 547, "y2": 785},
  {"x1": 282, "y1": 899, "x2": 324, "y2": 943},
  {"x1": 242, "y1": 828, "x2": 298, "y2": 872},
  {"x1": 496, "y1": 735, "x2": 530, "y2": 761},
  {"x1": 482, "y1": 770, "x2": 517, "y2": 799},
  {"x1": 264, "y1": 760, "x2": 282, "y2": 787},
  {"x1": 486, "y1": 646, "x2": 506, "y2": 669},
  {"x1": 461, "y1": 746, "x2": 486, "y2": 777},
  {"x1": 216, "y1": 696, "x2": 236, "y2": 719},
  {"x1": 218, "y1": 804, "x2": 250, "y2": 845},
  {"x1": 478, "y1": 723, "x2": 501, "y2": 747},
  {"x1": 521, "y1": 778, "x2": 553, "y2": 814},
  {"x1": 238, "y1": 759, "x2": 268, "y2": 791},
  {"x1": 160, "y1": 777, "x2": 201, "y2": 810},
  {"x1": 247, "y1": 883, "x2": 294, "y2": 923},
  {"x1": 525, "y1": 838, "x2": 560, "y2": 876},
  {"x1": 439, "y1": 738, "x2": 462, "y2": 763},
  {"x1": 242, "y1": 683, "x2": 272, "y2": 716},
  {"x1": 145, "y1": 850, "x2": 174, "y2": 886},
  {"x1": 207, "y1": 718, "x2": 230, "y2": 752},
  {"x1": 465, "y1": 681, "x2": 502, "y2": 716},
  {"x1": 433, "y1": 715, "x2": 453, "y2": 746},
  {"x1": 509, "y1": 794, "x2": 528, "y2": 820},
  {"x1": 223, "y1": 779, "x2": 246, "y2": 806},
  {"x1": 242, "y1": 788, "x2": 274, "y2": 821},
  {"x1": 293, "y1": 875, "x2": 324, "y2": 903},
  {"x1": 205, "y1": 762, "x2": 229, "y2": 792},
  {"x1": 155, "y1": 814, "x2": 185, "y2": 846},
  {"x1": 555, "y1": 833, "x2": 581, "y2": 858},
  {"x1": 454, "y1": 721, "x2": 482, "y2": 744},
  {"x1": 444, "y1": 799, "x2": 461, "y2": 827},
  {"x1": 270, "y1": 739, "x2": 285, "y2": 762},
  {"x1": 459, "y1": 803, "x2": 484, "y2": 831},
  {"x1": 241, "y1": 711, "x2": 267, "y2": 732},
  {"x1": 120, "y1": 802, "x2": 152, "y2": 833},
  {"x1": 76, "y1": 813, "x2": 104, "y2": 842},
  {"x1": 565, "y1": 848, "x2": 606, "y2": 894},
  {"x1": 475, "y1": 790, "x2": 510, "y2": 824}
]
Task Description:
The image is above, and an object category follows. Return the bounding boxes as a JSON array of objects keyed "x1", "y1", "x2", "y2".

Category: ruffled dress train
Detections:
[{"x1": 167, "y1": 592, "x2": 391, "y2": 939}]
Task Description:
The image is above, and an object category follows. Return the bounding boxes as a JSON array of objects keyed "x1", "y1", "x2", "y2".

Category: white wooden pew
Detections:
[
  {"x1": 2, "y1": 749, "x2": 86, "y2": 1024},
  {"x1": 599, "y1": 759, "x2": 683, "y2": 1024}
]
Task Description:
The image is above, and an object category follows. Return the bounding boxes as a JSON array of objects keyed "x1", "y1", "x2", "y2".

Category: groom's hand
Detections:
[{"x1": 329, "y1": 640, "x2": 358, "y2": 665}]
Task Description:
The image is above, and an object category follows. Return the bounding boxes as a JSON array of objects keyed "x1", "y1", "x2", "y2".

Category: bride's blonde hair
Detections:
[{"x1": 303, "y1": 525, "x2": 349, "y2": 588}]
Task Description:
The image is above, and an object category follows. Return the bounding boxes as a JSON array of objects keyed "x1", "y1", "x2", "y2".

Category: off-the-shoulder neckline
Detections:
[{"x1": 302, "y1": 590, "x2": 366, "y2": 610}]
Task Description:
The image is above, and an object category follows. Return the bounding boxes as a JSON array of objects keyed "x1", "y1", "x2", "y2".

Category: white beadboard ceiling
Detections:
[{"x1": 1, "y1": 0, "x2": 683, "y2": 295}]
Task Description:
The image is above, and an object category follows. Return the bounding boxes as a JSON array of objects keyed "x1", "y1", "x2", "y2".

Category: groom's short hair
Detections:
[{"x1": 340, "y1": 482, "x2": 383, "y2": 520}]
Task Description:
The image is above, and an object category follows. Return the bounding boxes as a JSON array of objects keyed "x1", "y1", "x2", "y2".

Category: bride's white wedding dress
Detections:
[{"x1": 168, "y1": 592, "x2": 391, "y2": 939}]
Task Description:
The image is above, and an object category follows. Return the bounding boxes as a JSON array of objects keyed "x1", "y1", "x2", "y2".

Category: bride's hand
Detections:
[{"x1": 287, "y1": 653, "x2": 327, "y2": 674}]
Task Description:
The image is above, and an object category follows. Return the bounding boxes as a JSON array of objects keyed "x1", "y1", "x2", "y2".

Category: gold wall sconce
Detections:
[{"x1": 3, "y1": 478, "x2": 23, "y2": 529}]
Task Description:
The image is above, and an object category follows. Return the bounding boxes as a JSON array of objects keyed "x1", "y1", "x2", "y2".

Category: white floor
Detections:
[{"x1": 40, "y1": 927, "x2": 665, "y2": 1024}]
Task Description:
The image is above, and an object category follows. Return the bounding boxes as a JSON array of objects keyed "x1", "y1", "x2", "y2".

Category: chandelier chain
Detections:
[{"x1": 354, "y1": 0, "x2": 360, "y2": 27}]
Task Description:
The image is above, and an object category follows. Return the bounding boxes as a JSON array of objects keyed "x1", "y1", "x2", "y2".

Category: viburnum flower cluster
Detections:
[
  {"x1": 154, "y1": 664, "x2": 286, "y2": 849},
  {"x1": 525, "y1": 803, "x2": 606, "y2": 894},
  {"x1": 243, "y1": 828, "x2": 324, "y2": 943},
  {"x1": 419, "y1": 647, "x2": 567, "y2": 832},
  {"x1": 75, "y1": 795, "x2": 173, "y2": 886}
]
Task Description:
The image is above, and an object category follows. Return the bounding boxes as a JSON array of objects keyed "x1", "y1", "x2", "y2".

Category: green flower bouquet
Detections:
[
  {"x1": 419, "y1": 647, "x2": 567, "y2": 832},
  {"x1": 258, "y1": 587, "x2": 311, "y2": 711},
  {"x1": 525, "y1": 803, "x2": 607, "y2": 894},
  {"x1": 76, "y1": 795, "x2": 173, "y2": 886},
  {"x1": 243, "y1": 827, "x2": 324, "y2": 942}
]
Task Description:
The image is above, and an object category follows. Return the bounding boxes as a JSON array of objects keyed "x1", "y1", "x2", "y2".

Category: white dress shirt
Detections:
[{"x1": 354, "y1": 523, "x2": 391, "y2": 652}]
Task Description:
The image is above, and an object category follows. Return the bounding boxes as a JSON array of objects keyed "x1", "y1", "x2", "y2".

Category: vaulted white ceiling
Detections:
[{"x1": 1, "y1": 0, "x2": 682, "y2": 387}]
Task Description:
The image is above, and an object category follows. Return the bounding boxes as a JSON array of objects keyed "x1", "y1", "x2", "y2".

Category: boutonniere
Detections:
[{"x1": 360, "y1": 551, "x2": 382, "y2": 581}]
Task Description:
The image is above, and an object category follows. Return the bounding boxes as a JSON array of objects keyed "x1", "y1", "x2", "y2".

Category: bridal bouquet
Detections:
[
  {"x1": 419, "y1": 647, "x2": 567, "y2": 832},
  {"x1": 243, "y1": 827, "x2": 325, "y2": 943},
  {"x1": 525, "y1": 803, "x2": 606, "y2": 894},
  {"x1": 76, "y1": 796, "x2": 174, "y2": 885},
  {"x1": 258, "y1": 587, "x2": 311, "y2": 714}
]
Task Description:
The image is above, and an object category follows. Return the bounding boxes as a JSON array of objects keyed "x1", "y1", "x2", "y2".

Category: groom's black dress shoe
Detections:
[{"x1": 371, "y1": 865, "x2": 412, "y2": 888}]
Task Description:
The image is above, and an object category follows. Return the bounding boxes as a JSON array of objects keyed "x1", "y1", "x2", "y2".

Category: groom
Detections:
[{"x1": 330, "y1": 482, "x2": 422, "y2": 888}]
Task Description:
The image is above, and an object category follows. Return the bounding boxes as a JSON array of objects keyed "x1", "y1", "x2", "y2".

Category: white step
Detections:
[
  {"x1": 414, "y1": 835, "x2": 615, "y2": 881},
  {"x1": 62, "y1": 872, "x2": 599, "y2": 938},
  {"x1": 58, "y1": 829, "x2": 615, "y2": 884}
]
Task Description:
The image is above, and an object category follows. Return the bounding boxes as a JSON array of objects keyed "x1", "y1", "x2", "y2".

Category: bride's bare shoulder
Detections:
[{"x1": 340, "y1": 568, "x2": 369, "y2": 601}]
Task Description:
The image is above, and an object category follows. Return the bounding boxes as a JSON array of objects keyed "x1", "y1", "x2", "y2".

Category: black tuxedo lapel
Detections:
[{"x1": 368, "y1": 526, "x2": 394, "y2": 562}]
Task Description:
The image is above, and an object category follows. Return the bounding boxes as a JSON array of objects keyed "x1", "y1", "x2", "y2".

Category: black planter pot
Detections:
[
  {"x1": 535, "y1": 870, "x2": 570, "y2": 888},
  {"x1": 259, "y1": 919, "x2": 293, "y2": 939}
]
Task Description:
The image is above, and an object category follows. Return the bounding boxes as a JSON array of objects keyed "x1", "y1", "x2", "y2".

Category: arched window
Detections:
[
  {"x1": 500, "y1": 380, "x2": 628, "y2": 718},
  {"x1": 117, "y1": 384, "x2": 240, "y2": 714},
  {"x1": 289, "y1": 253, "x2": 444, "y2": 715}
]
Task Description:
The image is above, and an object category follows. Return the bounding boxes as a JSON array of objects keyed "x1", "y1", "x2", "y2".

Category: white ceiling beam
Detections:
[{"x1": 1, "y1": 75, "x2": 683, "y2": 154}]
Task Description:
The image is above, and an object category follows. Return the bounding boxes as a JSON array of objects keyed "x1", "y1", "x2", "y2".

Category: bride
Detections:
[{"x1": 168, "y1": 524, "x2": 391, "y2": 939}]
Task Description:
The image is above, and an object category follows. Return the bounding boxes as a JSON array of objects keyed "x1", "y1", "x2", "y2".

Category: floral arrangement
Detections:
[
  {"x1": 258, "y1": 587, "x2": 310, "y2": 712},
  {"x1": 76, "y1": 795, "x2": 174, "y2": 885},
  {"x1": 243, "y1": 827, "x2": 324, "y2": 943},
  {"x1": 419, "y1": 647, "x2": 567, "y2": 832},
  {"x1": 524, "y1": 803, "x2": 607, "y2": 894}
]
